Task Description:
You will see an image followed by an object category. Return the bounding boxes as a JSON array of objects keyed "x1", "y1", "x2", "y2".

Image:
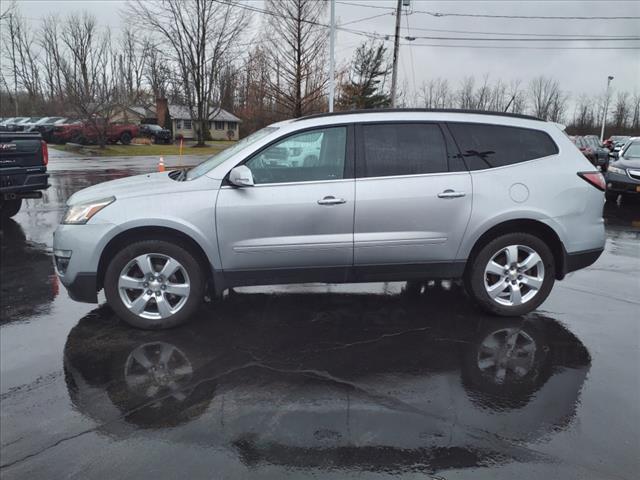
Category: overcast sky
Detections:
[{"x1": 16, "y1": 0, "x2": 640, "y2": 107}]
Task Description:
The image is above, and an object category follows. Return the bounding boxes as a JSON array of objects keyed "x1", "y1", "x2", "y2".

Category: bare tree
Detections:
[
  {"x1": 1, "y1": 7, "x2": 42, "y2": 113},
  {"x1": 474, "y1": 74, "x2": 491, "y2": 110},
  {"x1": 264, "y1": 0, "x2": 328, "y2": 118},
  {"x1": 528, "y1": 76, "x2": 563, "y2": 120},
  {"x1": 612, "y1": 91, "x2": 630, "y2": 129},
  {"x1": 457, "y1": 77, "x2": 475, "y2": 109},
  {"x1": 115, "y1": 27, "x2": 146, "y2": 107},
  {"x1": 142, "y1": 39, "x2": 172, "y2": 101},
  {"x1": 128, "y1": 0, "x2": 249, "y2": 145},
  {"x1": 60, "y1": 13, "x2": 119, "y2": 146},
  {"x1": 631, "y1": 90, "x2": 640, "y2": 130}
]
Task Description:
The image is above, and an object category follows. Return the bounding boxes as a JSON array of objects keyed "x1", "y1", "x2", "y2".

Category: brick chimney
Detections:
[{"x1": 156, "y1": 98, "x2": 169, "y2": 129}]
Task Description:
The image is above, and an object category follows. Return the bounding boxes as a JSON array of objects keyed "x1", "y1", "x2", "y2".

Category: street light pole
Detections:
[
  {"x1": 329, "y1": 0, "x2": 335, "y2": 113},
  {"x1": 600, "y1": 75, "x2": 614, "y2": 143},
  {"x1": 390, "y1": 0, "x2": 402, "y2": 108}
]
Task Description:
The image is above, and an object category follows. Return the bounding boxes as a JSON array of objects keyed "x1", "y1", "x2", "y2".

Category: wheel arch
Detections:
[
  {"x1": 97, "y1": 226, "x2": 214, "y2": 291},
  {"x1": 464, "y1": 219, "x2": 566, "y2": 280}
]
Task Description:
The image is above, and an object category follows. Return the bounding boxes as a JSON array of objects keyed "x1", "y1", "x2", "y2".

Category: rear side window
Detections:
[
  {"x1": 448, "y1": 123, "x2": 558, "y2": 170},
  {"x1": 360, "y1": 123, "x2": 448, "y2": 178}
]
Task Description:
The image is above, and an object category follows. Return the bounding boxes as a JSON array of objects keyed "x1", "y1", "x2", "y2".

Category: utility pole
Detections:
[
  {"x1": 329, "y1": 0, "x2": 335, "y2": 112},
  {"x1": 390, "y1": 0, "x2": 402, "y2": 108},
  {"x1": 600, "y1": 75, "x2": 614, "y2": 143}
]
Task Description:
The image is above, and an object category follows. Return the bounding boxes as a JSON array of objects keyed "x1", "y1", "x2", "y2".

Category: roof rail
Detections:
[{"x1": 294, "y1": 108, "x2": 543, "y2": 122}]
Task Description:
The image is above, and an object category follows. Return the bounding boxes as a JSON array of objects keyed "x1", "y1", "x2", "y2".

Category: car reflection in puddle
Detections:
[{"x1": 63, "y1": 284, "x2": 590, "y2": 475}]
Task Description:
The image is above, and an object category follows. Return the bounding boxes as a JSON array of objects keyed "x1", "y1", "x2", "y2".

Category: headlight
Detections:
[
  {"x1": 607, "y1": 166, "x2": 626, "y2": 175},
  {"x1": 62, "y1": 197, "x2": 115, "y2": 224}
]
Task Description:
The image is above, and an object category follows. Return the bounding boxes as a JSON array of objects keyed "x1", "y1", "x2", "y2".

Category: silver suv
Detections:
[{"x1": 53, "y1": 110, "x2": 606, "y2": 329}]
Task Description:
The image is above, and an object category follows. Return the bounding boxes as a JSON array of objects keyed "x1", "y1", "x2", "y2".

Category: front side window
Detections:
[
  {"x1": 245, "y1": 127, "x2": 347, "y2": 185},
  {"x1": 187, "y1": 126, "x2": 279, "y2": 180},
  {"x1": 360, "y1": 123, "x2": 448, "y2": 178},
  {"x1": 449, "y1": 123, "x2": 559, "y2": 170}
]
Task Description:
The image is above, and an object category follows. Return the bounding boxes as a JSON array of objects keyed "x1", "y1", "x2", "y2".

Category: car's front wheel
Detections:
[
  {"x1": 104, "y1": 240, "x2": 205, "y2": 329},
  {"x1": 465, "y1": 233, "x2": 555, "y2": 316}
]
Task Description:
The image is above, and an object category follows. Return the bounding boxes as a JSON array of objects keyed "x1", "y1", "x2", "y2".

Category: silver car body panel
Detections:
[{"x1": 53, "y1": 111, "x2": 606, "y2": 301}]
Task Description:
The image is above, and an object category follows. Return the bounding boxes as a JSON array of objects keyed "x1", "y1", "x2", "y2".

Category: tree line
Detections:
[{"x1": 1, "y1": 0, "x2": 638, "y2": 144}]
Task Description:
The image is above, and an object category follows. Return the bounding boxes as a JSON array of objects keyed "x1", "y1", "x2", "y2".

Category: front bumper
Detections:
[{"x1": 53, "y1": 221, "x2": 118, "y2": 304}]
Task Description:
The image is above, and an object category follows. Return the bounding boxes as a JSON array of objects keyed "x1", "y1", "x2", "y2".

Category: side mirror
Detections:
[
  {"x1": 229, "y1": 165, "x2": 254, "y2": 187},
  {"x1": 609, "y1": 151, "x2": 618, "y2": 159}
]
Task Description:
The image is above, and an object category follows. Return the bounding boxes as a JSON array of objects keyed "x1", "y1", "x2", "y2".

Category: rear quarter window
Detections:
[{"x1": 448, "y1": 123, "x2": 558, "y2": 170}]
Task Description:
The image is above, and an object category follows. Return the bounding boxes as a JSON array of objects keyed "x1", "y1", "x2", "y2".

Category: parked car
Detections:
[
  {"x1": 1, "y1": 117, "x2": 34, "y2": 132},
  {"x1": 572, "y1": 136, "x2": 598, "y2": 166},
  {"x1": 604, "y1": 135, "x2": 630, "y2": 151},
  {"x1": 51, "y1": 120, "x2": 139, "y2": 145},
  {"x1": 582, "y1": 135, "x2": 609, "y2": 168},
  {"x1": 51, "y1": 121, "x2": 83, "y2": 144},
  {"x1": 139, "y1": 124, "x2": 172, "y2": 144},
  {"x1": 29, "y1": 117, "x2": 68, "y2": 143},
  {"x1": 23, "y1": 116, "x2": 65, "y2": 133},
  {"x1": 53, "y1": 109, "x2": 606, "y2": 329},
  {"x1": 605, "y1": 138, "x2": 640, "y2": 202},
  {"x1": 0, "y1": 132, "x2": 50, "y2": 218},
  {"x1": 71, "y1": 120, "x2": 139, "y2": 145}
]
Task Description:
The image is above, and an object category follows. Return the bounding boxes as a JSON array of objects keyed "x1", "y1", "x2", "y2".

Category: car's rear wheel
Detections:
[
  {"x1": 104, "y1": 240, "x2": 205, "y2": 329},
  {"x1": 465, "y1": 233, "x2": 555, "y2": 316},
  {"x1": 0, "y1": 199, "x2": 22, "y2": 218}
]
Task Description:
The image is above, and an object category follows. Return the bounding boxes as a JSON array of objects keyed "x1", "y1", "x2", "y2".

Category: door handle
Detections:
[
  {"x1": 318, "y1": 196, "x2": 346, "y2": 205},
  {"x1": 437, "y1": 189, "x2": 466, "y2": 199}
]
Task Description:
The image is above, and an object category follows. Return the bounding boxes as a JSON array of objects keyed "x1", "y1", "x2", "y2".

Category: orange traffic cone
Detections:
[{"x1": 158, "y1": 156, "x2": 165, "y2": 172}]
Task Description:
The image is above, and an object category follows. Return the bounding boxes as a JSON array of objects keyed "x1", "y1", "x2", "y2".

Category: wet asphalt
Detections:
[{"x1": 0, "y1": 151, "x2": 639, "y2": 479}]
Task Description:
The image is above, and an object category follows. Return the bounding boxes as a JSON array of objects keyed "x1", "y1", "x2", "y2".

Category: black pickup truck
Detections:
[{"x1": 0, "y1": 132, "x2": 50, "y2": 218}]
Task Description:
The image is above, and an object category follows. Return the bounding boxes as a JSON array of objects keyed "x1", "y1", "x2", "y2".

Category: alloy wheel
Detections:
[
  {"x1": 483, "y1": 244, "x2": 545, "y2": 307},
  {"x1": 118, "y1": 253, "x2": 191, "y2": 320}
]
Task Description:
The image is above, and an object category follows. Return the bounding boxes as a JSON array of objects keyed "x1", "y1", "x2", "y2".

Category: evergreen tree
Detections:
[{"x1": 339, "y1": 41, "x2": 391, "y2": 110}]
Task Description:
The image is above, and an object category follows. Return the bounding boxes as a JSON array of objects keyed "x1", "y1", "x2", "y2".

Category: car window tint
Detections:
[
  {"x1": 246, "y1": 127, "x2": 347, "y2": 184},
  {"x1": 360, "y1": 123, "x2": 448, "y2": 177},
  {"x1": 448, "y1": 123, "x2": 558, "y2": 170}
]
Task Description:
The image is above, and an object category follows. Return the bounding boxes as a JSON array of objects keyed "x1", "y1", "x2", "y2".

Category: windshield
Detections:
[
  {"x1": 145, "y1": 124, "x2": 162, "y2": 131},
  {"x1": 186, "y1": 126, "x2": 278, "y2": 180},
  {"x1": 622, "y1": 142, "x2": 640, "y2": 158}
]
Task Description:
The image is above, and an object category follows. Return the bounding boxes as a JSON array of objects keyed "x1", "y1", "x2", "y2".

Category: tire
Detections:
[
  {"x1": 104, "y1": 240, "x2": 205, "y2": 329},
  {"x1": 120, "y1": 131, "x2": 132, "y2": 145},
  {"x1": 464, "y1": 233, "x2": 555, "y2": 317},
  {"x1": 605, "y1": 191, "x2": 619, "y2": 203},
  {"x1": 0, "y1": 199, "x2": 22, "y2": 218}
]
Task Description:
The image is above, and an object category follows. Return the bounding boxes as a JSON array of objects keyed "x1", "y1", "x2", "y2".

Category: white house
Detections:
[{"x1": 169, "y1": 105, "x2": 242, "y2": 141}]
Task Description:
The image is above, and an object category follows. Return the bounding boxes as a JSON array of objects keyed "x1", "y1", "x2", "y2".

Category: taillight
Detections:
[
  {"x1": 41, "y1": 140, "x2": 48, "y2": 166},
  {"x1": 578, "y1": 171, "x2": 605, "y2": 191}
]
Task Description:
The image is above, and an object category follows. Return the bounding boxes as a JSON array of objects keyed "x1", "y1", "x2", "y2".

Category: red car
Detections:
[{"x1": 52, "y1": 120, "x2": 139, "y2": 145}]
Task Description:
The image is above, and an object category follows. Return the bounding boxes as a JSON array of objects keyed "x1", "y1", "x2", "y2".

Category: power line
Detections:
[
  {"x1": 399, "y1": 25, "x2": 640, "y2": 39},
  {"x1": 404, "y1": 43, "x2": 640, "y2": 50},
  {"x1": 336, "y1": 1, "x2": 640, "y2": 20},
  {"x1": 405, "y1": 35, "x2": 640, "y2": 42},
  {"x1": 340, "y1": 12, "x2": 391, "y2": 26},
  {"x1": 213, "y1": 0, "x2": 640, "y2": 51}
]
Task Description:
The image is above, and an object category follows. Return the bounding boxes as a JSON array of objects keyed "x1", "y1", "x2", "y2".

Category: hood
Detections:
[
  {"x1": 67, "y1": 171, "x2": 210, "y2": 205},
  {"x1": 612, "y1": 157, "x2": 640, "y2": 169}
]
